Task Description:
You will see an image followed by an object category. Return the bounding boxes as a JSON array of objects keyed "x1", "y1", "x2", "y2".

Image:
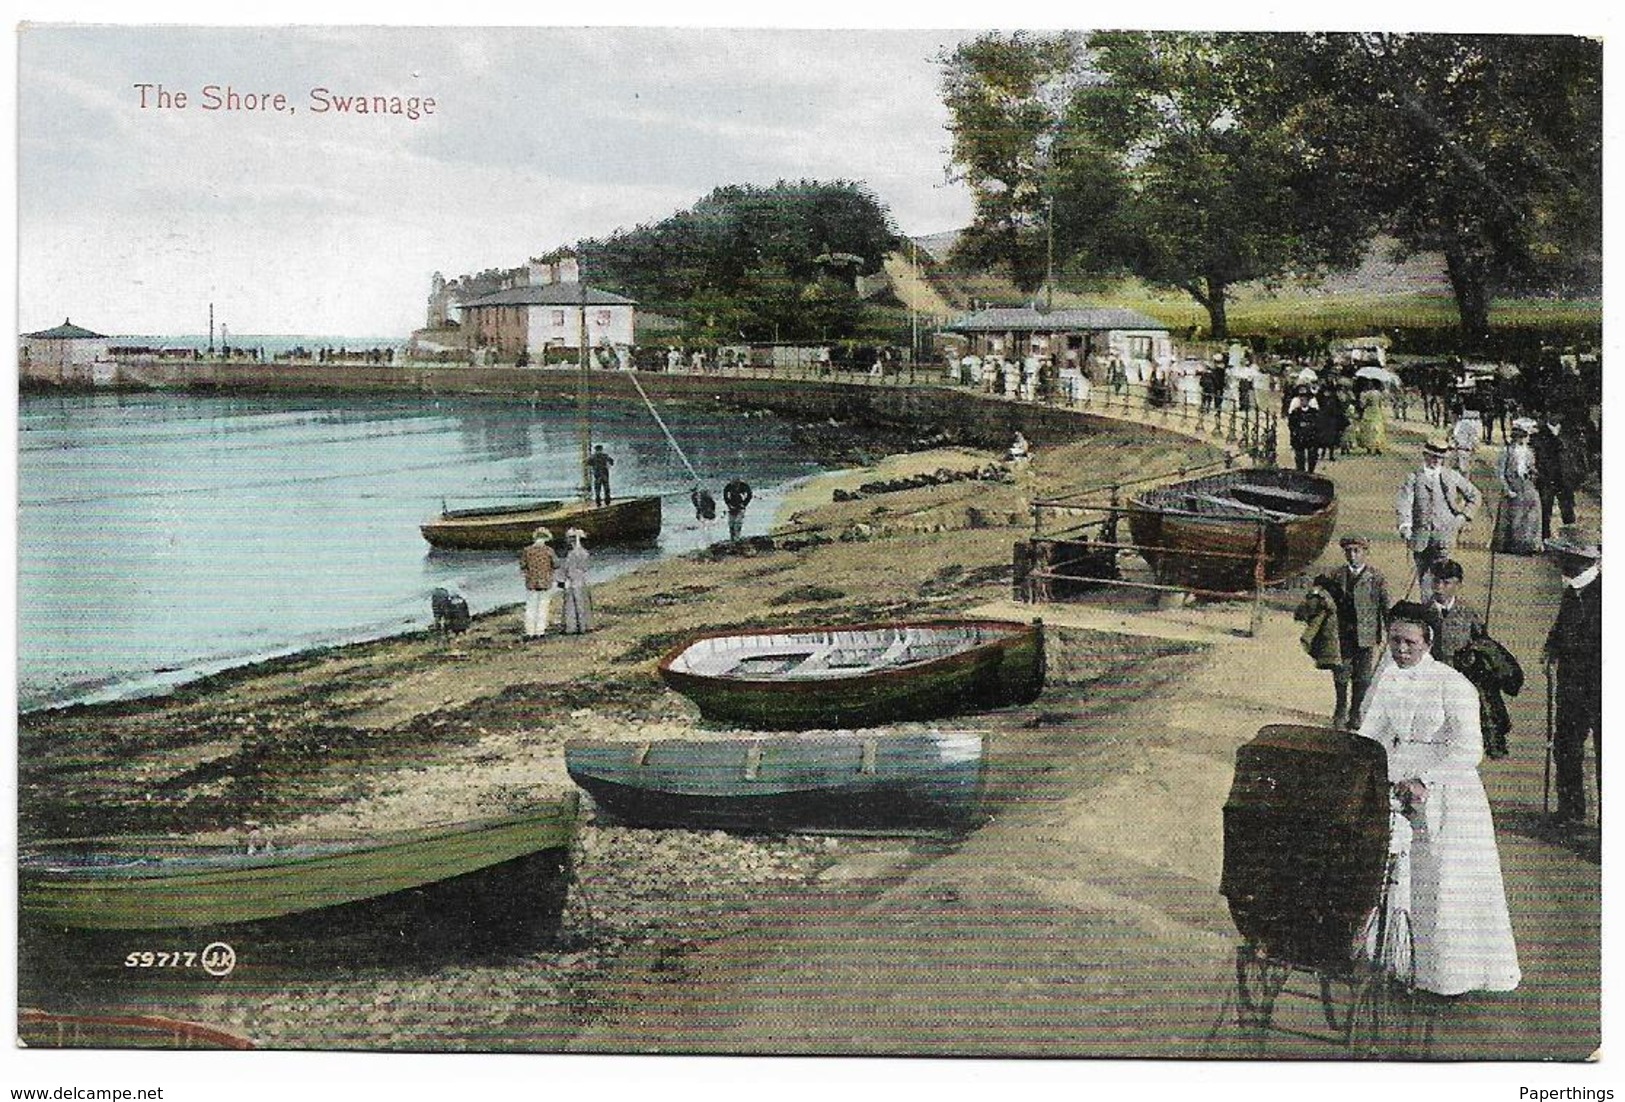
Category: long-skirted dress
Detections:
[
  {"x1": 1358, "y1": 654, "x2": 1521, "y2": 996},
  {"x1": 1356, "y1": 394, "x2": 1388, "y2": 455},
  {"x1": 1494, "y1": 442, "x2": 1544, "y2": 555},
  {"x1": 560, "y1": 544, "x2": 594, "y2": 633}
]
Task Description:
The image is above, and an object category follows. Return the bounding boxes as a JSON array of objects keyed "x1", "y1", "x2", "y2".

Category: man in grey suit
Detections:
[
  {"x1": 1396, "y1": 438, "x2": 1481, "y2": 601},
  {"x1": 1325, "y1": 534, "x2": 1391, "y2": 728}
]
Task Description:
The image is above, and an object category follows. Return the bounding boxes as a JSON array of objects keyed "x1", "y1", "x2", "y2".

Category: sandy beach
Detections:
[{"x1": 17, "y1": 401, "x2": 1598, "y2": 1061}]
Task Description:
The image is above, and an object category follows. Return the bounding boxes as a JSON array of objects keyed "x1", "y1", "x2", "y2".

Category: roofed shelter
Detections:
[
  {"x1": 21, "y1": 318, "x2": 113, "y2": 384},
  {"x1": 941, "y1": 305, "x2": 1173, "y2": 382}
]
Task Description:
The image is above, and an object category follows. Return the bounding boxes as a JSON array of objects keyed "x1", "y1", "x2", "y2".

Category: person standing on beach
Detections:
[
  {"x1": 587, "y1": 444, "x2": 614, "y2": 507},
  {"x1": 723, "y1": 478, "x2": 753, "y2": 543},
  {"x1": 560, "y1": 528, "x2": 594, "y2": 634},
  {"x1": 519, "y1": 527, "x2": 559, "y2": 639},
  {"x1": 1542, "y1": 528, "x2": 1601, "y2": 827},
  {"x1": 1324, "y1": 535, "x2": 1390, "y2": 729},
  {"x1": 1357, "y1": 602, "x2": 1521, "y2": 996},
  {"x1": 1396, "y1": 439, "x2": 1480, "y2": 601}
]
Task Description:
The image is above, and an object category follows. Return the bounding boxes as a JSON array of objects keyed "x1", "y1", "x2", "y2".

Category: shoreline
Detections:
[{"x1": 16, "y1": 384, "x2": 1598, "y2": 1060}]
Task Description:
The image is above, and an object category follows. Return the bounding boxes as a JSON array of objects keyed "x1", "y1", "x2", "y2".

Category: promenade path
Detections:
[{"x1": 567, "y1": 386, "x2": 1601, "y2": 1061}]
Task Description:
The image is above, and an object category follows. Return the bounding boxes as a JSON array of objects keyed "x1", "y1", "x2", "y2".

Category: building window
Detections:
[
  {"x1": 594, "y1": 309, "x2": 612, "y2": 328},
  {"x1": 552, "y1": 310, "x2": 566, "y2": 326},
  {"x1": 1127, "y1": 335, "x2": 1153, "y2": 359}
]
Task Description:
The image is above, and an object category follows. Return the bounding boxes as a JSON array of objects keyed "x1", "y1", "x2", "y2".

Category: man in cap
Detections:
[
  {"x1": 1542, "y1": 527, "x2": 1601, "y2": 826},
  {"x1": 1531, "y1": 407, "x2": 1588, "y2": 543},
  {"x1": 1396, "y1": 438, "x2": 1481, "y2": 601},
  {"x1": 1323, "y1": 534, "x2": 1391, "y2": 728},
  {"x1": 519, "y1": 527, "x2": 559, "y2": 639}
]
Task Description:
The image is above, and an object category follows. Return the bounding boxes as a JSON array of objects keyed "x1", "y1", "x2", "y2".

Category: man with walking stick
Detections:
[{"x1": 1542, "y1": 527, "x2": 1601, "y2": 829}]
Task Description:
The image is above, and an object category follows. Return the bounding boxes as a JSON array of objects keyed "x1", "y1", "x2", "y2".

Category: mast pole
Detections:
[{"x1": 577, "y1": 256, "x2": 592, "y2": 503}]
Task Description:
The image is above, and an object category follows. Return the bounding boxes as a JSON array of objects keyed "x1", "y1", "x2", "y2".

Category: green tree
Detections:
[
  {"x1": 1275, "y1": 33, "x2": 1602, "y2": 341},
  {"x1": 939, "y1": 32, "x2": 1080, "y2": 291},
  {"x1": 578, "y1": 180, "x2": 897, "y2": 341},
  {"x1": 942, "y1": 31, "x2": 1375, "y2": 337}
]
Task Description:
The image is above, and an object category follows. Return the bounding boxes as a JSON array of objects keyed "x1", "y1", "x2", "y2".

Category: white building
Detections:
[
  {"x1": 458, "y1": 283, "x2": 637, "y2": 363},
  {"x1": 941, "y1": 306, "x2": 1174, "y2": 383},
  {"x1": 20, "y1": 318, "x2": 114, "y2": 384}
]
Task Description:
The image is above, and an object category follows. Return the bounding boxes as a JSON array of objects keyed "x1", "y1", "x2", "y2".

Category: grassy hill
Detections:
[{"x1": 896, "y1": 234, "x2": 1600, "y2": 341}]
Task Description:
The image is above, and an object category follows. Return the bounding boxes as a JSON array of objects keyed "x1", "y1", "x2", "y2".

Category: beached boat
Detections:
[
  {"x1": 18, "y1": 796, "x2": 578, "y2": 931},
  {"x1": 657, "y1": 619, "x2": 1044, "y2": 730},
  {"x1": 565, "y1": 730, "x2": 984, "y2": 832},
  {"x1": 420, "y1": 494, "x2": 662, "y2": 551},
  {"x1": 19, "y1": 1009, "x2": 256, "y2": 1050},
  {"x1": 1126, "y1": 469, "x2": 1337, "y2": 593}
]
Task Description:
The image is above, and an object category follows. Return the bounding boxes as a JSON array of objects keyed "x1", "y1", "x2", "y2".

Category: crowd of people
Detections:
[{"x1": 1290, "y1": 426, "x2": 1600, "y2": 999}]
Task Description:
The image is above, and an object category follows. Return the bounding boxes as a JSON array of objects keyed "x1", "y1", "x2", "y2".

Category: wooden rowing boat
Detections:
[
  {"x1": 1126, "y1": 469, "x2": 1337, "y2": 593},
  {"x1": 19, "y1": 1009, "x2": 256, "y2": 1050},
  {"x1": 565, "y1": 731, "x2": 984, "y2": 833},
  {"x1": 420, "y1": 494, "x2": 662, "y2": 551},
  {"x1": 18, "y1": 796, "x2": 578, "y2": 931},
  {"x1": 656, "y1": 619, "x2": 1044, "y2": 730}
]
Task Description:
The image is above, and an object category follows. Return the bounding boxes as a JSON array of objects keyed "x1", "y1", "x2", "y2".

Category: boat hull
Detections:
[
  {"x1": 19, "y1": 1010, "x2": 256, "y2": 1050},
  {"x1": 657, "y1": 620, "x2": 1044, "y2": 730},
  {"x1": 18, "y1": 797, "x2": 578, "y2": 931},
  {"x1": 420, "y1": 495, "x2": 662, "y2": 551},
  {"x1": 1127, "y1": 470, "x2": 1337, "y2": 593},
  {"x1": 565, "y1": 732, "x2": 984, "y2": 833}
]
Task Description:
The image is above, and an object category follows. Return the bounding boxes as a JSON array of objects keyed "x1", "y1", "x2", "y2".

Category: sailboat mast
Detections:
[{"x1": 576, "y1": 258, "x2": 592, "y2": 503}]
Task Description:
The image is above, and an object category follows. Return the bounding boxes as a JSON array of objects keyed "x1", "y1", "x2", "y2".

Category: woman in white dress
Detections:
[{"x1": 1358, "y1": 603, "x2": 1521, "y2": 996}]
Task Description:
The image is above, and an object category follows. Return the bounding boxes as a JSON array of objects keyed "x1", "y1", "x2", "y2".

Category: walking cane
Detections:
[
  {"x1": 1544, "y1": 661, "x2": 1555, "y2": 817},
  {"x1": 1483, "y1": 498, "x2": 1503, "y2": 632}
]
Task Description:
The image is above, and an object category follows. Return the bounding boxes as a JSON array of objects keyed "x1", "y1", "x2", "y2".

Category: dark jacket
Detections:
[
  {"x1": 1530, "y1": 425, "x2": 1587, "y2": 492},
  {"x1": 1453, "y1": 635, "x2": 1524, "y2": 758},
  {"x1": 1326, "y1": 564, "x2": 1390, "y2": 651},
  {"x1": 1294, "y1": 579, "x2": 1344, "y2": 670}
]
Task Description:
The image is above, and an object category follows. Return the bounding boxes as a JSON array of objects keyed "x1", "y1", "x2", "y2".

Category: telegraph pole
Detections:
[{"x1": 1044, "y1": 196, "x2": 1055, "y2": 314}]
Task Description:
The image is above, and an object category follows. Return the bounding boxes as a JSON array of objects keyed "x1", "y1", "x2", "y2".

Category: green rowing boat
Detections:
[{"x1": 18, "y1": 795, "x2": 578, "y2": 931}]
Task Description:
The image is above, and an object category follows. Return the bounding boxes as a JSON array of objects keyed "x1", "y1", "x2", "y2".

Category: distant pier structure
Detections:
[{"x1": 19, "y1": 318, "x2": 114, "y2": 385}]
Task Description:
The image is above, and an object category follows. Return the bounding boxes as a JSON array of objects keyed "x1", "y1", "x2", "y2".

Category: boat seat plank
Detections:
[{"x1": 1230, "y1": 485, "x2": 1327, "y2": 513}]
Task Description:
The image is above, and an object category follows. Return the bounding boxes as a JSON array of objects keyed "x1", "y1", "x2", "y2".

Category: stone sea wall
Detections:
[{"x1": 109, "y1": 361, "x2": 1129, "y2": 450}]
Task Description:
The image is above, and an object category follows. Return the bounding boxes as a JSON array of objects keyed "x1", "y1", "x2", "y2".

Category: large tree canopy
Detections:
[
  {"x1": 576, "y1": 180, "x2": 898, "y2": 342},
  {"x1": 941, "y1": 31, "x2": 1601, "y2": 340},
  {"x1": 1268, "y1": 33, "x2": 1602, "y2": 339}
]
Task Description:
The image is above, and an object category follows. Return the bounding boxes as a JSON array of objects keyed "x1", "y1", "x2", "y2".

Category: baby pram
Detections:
[{"x1": 1212, "y1": 724, "x2": 1428, "y2": 1056}]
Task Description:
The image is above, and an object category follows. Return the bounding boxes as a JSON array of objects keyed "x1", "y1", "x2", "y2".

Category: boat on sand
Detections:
[
  {"x1": 18, "y1": 797, "x2": 578, "y2": 932},
  {"x1": 657, "y1": 619, "x2": 1044, "y2": 730},
  {"x1": 1126, "y1": 469, "x2": 1337, "y2": 593},
  {"x1": 565, "y1": 730, "x2": 984, "y2": 833}
]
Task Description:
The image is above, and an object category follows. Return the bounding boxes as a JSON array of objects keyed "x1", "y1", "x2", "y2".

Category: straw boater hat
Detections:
[
  {"x1": 1512, "y1": 417, "x2": 1538, "y2": 435},
  {"x1": 1423, "y1": 438, "x2": 1453, "y2": 458},
  {"x1": 1545, "y1": 526, "x2": 1600, "y2": 560},
  {"x1": 533, "y1": 527, "x2": 553, "y2": 542},
  {"x1": 1338, "y1": 535, "x2": 1371, "y2": 549}
]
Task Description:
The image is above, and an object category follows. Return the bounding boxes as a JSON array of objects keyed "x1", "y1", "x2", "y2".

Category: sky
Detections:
[{"x1": 17, "y1": 25, "x2": 980, "y2": 338}]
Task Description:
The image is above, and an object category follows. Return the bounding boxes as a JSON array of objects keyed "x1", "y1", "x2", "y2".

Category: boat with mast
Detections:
[{"x1": 420, "y1": 263, "x2": 663, "y2": 551}]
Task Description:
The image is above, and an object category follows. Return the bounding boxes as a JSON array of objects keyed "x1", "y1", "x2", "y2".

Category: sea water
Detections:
[{"x1": 17, "y1": 390, "x2": 825, "y2": 712}]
